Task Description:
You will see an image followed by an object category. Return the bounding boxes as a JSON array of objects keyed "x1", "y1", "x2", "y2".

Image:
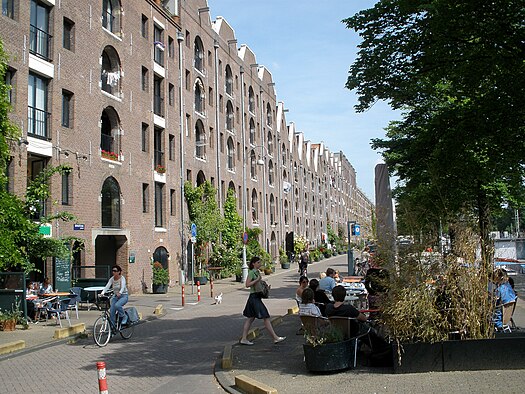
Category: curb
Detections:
[
  {"x1": 0, "y1": 340, "x2": 25, "y2": 355},
  {"x1": 53, "y1": 323, "x2": 86, "y2": 339}
]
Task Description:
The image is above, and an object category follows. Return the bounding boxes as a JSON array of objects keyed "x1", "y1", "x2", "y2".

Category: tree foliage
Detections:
[
  {"x1": 344, "y1": 0, "x2": 525, "y2": 267},
  {"x1": 222, "y1": 188, "x2": 243, "y2": 250}
]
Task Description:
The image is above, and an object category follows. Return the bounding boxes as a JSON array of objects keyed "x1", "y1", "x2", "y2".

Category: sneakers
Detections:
[
  {"x1": 274, "y1": 336, "x2": 286, "y2": 344},
  {"x1": 240, "y1": 339, "x2": 254, "y2": 346},
  {"x1": 121, "y1": 315, "x2": 128, "y2": 326}
]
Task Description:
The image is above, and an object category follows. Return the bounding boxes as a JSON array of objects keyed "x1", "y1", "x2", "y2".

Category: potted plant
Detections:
[
  {"x1": 101, "y1": 149, "x2": 118, "y2": 161},
  {"x1": 155, "y1": 164, "x2": 166, "y2": 174},
  {"x1": 234, "y1": 266, "x2": 242, "y2": 282},
  {"x1": 151, "y1": 261, "x2": 169, "y2": 293},
  {"x1": 279, "y1": 247, "x2": 290, "y2": 269},
  {"x1": 0, "y1": 307, "x2": 21, "y2": 331}
]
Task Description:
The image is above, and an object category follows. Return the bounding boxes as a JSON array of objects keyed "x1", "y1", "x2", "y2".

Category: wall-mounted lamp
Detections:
[
  {"x1": 257, "y1": 158, "x2": 265, "y2": 166},
  {"x1": 176, "y1": 31, "x2": 184, "y2": 42},
  {"x1": 19, "y1": 138, "x2": 29, "y2": 146}
]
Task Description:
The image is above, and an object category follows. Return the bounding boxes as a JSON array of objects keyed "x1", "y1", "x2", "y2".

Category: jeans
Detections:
[{"x1": 110, "y1": 294, "x2": 128, "y2": 325}]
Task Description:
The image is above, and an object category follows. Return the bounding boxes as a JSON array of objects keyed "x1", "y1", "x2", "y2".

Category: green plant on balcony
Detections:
[
  {"x1": 101, "y1": 149, "x2": 118, "y2": 161},
  {"x1": 155, "y1": 164, "x2": 166, "y2": 174}
]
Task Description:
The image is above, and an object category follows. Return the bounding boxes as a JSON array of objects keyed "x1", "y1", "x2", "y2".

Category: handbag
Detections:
[{"x1": 255, "y1": 278, "x2": 270, "y2": 298}]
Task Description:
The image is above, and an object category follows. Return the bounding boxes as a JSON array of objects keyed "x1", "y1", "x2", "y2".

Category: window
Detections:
[
  {"x1": 4, "y1": 67, "x2": 14, "y2": 104},
  {"x1": 142, "y1": 183, "x2": 149, "y2": 213},
  {"x1": 141, "y1": 123, "x2": 149, "y2": 152},
  {"x1": 141, "y1": 14, "x2": 148, "y2": 38},
  {"x1": 281, "y1": 144, "x2": 286, "y2": 166},
  {"x1": 195, "y1": 120, "x2": 206, "y2": 159},
  {"x1": 101, "y1": 46, "x2": 122, "y2": 97},
  {"x1": 168, "y1": 83, "x2": 174, "y2": 106},
  {"x1": 102, "y1": 0, "x2": 121, "y2": 35},
  {"x1": 250, "y1": 150, "x2": 257, "y2": 179},
  {"x1": 208, "y1": 127, "x2": 214, "y2": 149},
  {"x1": 154, "y1": 182, "x2": 164, "y2": 227},
  {"x1": 251, "y1": 189, "x2": 258, "y2": 223},
  {"x1": 169, "y1": 134, "x2": 175, "y2": 161},
  {"x1": 61, "y1": 172, "x2": 71, "y2": 205},
  {"x1": 225, "y1": 65, "x2": 233, "y2": 96},
  {"x1": 170, "y1": 189, "x2": 176, "y2": 216},
  {"x1": 226, "y1": 101, "x2": 234, "y2": 131},
  {"x1": 194, "y1": 79, "x2": 204, "y2": 114},
  {"x1": 141, "y1": 67, "x2": 148, "y2": 91},
  {"x1": 248, "y1": 87, "x2": 255, "y2": 113},
  {"x1": 266, "y1": 102, "x2": 272, "y2": 127},
  {"x1": 154, "y1": 127, "x2": 164, "y2": 168},
  {"x1": 284, "y1": 200, "x2": 289, "y2": 225},
  {"x1": 168, "y1": 36, "x2": 174, "y2": 58},
  {"x1": 270, "y1": 195, "x2": 276, "y2": 225},
  {"x1": 100, "y1": 107, "x2": 121, "y2": 157},
  {"x1": 227, "y1": 137, "x2": 235, "y2": 170},
  {"x1": 154, "y1": 76, "x2": 164, "y2": 117},
  {"x1": 268, "y1": 160, "x2": 274, "y2": 186},
  {"x1": 154, "y1": 24, "x2": 164, "y2": 67},
  {"x1": 63, "y1": 18, "x2": 75, "y2": 51},
  {"x1": 194, "y1": 36, "x2": 204, "y2": 72},
  {"x1": 27, "y1": 73, "x2": 49, "y2": 138},
  {"x1": 101, "y1": 177, "x2": 121, "y2": 228},
  {"x1": 249, "y1": 119, "x2": 255, "y2": 145},
  {"x1": 30, "y1": 0, "x2": 51, "y2": 60},
  {"x1": 267, "y1": 131, "x2": 273, "y2": 155},
  {"x1": 2, "y1": 0, "x2": 15, "y2": 19},
  {"x1": 185, "y1": 69, "x2": 190, "y2": 90},
  {"x1": 208, "y1": 87, "x2": 213, "y2": 106},
  {"x1": 61, "y1": 90, "x2": 73, "y2": 128}
]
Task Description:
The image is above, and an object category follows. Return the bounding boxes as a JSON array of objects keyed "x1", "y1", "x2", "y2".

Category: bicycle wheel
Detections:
[
  {"x1": 120, "y1": 323, "x2": 134, "y2": 339},
  {"x1": 93, "y1": 316, "x2": 111, "y2": 347}
]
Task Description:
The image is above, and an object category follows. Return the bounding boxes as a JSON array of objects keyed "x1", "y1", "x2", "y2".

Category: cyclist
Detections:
[{"x1": 101, "y1": 264, "x2": 129, "y2": 326}]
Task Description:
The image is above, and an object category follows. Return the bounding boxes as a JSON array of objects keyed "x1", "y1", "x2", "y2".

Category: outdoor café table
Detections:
[{"x1": 83, "y1": 286, "x2": 105, "y2": 310}]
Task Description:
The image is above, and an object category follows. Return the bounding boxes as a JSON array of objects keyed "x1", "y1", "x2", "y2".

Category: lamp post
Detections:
[
  {"x1": 239, "y1": 66, "x2": 248, "y2": 282},
  {"x1": 255, "y1": 144, "x2": 269, "y2": 253}
]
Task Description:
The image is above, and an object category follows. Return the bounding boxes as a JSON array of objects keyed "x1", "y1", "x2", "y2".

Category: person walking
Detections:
[{"x1": 240, "y1": 256, "x2": 286, "y2": 345}]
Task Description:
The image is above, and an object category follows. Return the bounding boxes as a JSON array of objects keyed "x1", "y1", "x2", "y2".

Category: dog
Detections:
[{"x1": 214, "y1": 293, "x2": 223, "y2": 304}]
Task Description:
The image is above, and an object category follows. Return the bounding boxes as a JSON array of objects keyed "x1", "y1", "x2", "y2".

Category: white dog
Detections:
[{"x1": 214, "y1": 293, "x2": 223, "y2": 304}]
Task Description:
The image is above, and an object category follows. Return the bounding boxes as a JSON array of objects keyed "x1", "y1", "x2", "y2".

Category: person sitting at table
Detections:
[
  {"x1": 295, "y1": 276, "x2": 309, "y2": 303},
  {"x1": 101, "y1": 264, "x2": 129, "y2": 326},
  {"x1": 308, "y1": 278, "x2": 332, "y2": 316},
  {"x1": 298, "y1": 288, "x2": 322, "y2": 317},
  {"x1": 326, "y1": 285, "x2": 391, "y2": 362},
  {"x1": 318, "y1": 268, "x2": 337, "y2": 292},
  {"x1": 38, "y1": 277, "x2": 53, "y2": 295}
]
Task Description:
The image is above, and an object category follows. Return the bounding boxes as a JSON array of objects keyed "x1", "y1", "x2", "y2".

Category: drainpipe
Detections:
[
  {"x1": 214, "y1": 39, "x2": 221, "y2": 211},
  {"x1": 177, "y1": 31, "x2": 186, "y2": 282}
]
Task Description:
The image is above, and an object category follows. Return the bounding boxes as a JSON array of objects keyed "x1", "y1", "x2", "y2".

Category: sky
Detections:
[{"x1": 207, "y1": 0, "x2": 400, "y2": 200}]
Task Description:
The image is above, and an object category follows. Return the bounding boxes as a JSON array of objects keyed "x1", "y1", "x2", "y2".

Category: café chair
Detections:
[
  {"x1": 328, "y1": 316, "x2": 373, "y2": 368},
  {"x1": 68, "y1": 287, "x2": 82, "y2": 318},
  {"x1": 46, "y1": 298, "x2": 72, "y2": 328},
  {"x1": 35, "y1": 296, "x2": 57, "y2": 323}
]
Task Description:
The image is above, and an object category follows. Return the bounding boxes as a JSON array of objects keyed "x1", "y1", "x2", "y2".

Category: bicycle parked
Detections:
[{"x1": 92, "y1": 292, "x2": 136, "y2": 347}]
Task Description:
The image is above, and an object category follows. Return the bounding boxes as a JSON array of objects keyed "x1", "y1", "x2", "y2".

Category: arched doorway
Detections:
[{"x1": 153, "y1": 246, "x2": 169, "y2": 270}]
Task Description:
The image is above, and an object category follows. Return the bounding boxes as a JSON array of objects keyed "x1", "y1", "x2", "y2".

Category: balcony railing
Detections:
[
  {"x1": 29, "y1": 24, "x2": 52, "y2": 61},
  {"x1": 27, "y1": 106, "x2": 50, "y2": 139},
  {"x1": 154, "y1": 149, "x2": 165, "y2": 168}
]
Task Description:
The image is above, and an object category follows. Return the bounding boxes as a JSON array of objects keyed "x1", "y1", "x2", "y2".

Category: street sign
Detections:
[
  {"x1": 73, "y1": 224, "x2": 85, "y2": 230},
  {"x1": 242, "y1": 232, "x2": 249, "y2": 245},
  {"x1": 352, "y1": 224, "x2": 361, "y2": 236},
  {"x1": 191, "y1": 236, "x2": 196, "y2": 243},
  {"x1": 191, "y1": 223, "x2": 197, "y2": 237}
]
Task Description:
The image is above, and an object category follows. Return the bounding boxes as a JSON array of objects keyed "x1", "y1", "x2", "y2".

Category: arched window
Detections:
[
  {"x1": 101, "y1": 176, "x2": 121, "y2": 228},
  {"x1": 305, "y1": 219, "x2": 309, "y2": 240},
  {"x1": 194, "y1": 36, "x2": 204, "y2": 72},
  {"x1": 294, "y1": 162, "x2": 298, "y2": 183},
  {"x1": 102, "y1": 0, "x2": 121, "y2": 35},
  {"x1": 226, "y1": 100, "x2": 234, "y2": 132},
  {"x1": 250, "y1": 150, "x2": 257, "y2": 179},
  {"x1": 195, "y1": 120, "x2": 206, "y2": 159},
  {"x1": 266, "y1": 102, "x2": 272, "y2": 126},
  {"x1": 100, "y1": 107, "x2": 121, "y2": 159},
  {"x1": 281, "y1": 144, "x2": 286, "y2": 166},
  {"x1": 269, "y1": 194, "x2": 276, "y2": 225},
  {"x1": 227, "y1": 137, "x2": 235, "y2": 170},
  {"x1": 249, "y1": 118, "x2": 255, "y2": 145},
  {"x1": 312, "y1": 195, "x2": 316, "y2": 214},
  {"x1": 248, "y1": 86, "x2": 255, "y2": 113},
  {"x1": 225, "y1": 65, "x2": 233, "y2": 96},
  {"x1": 268, "y1": 160, "x2": 274, "y2": 186},
  {"x1": 251, "y1": 189, "x2": 258, "y2": 223},
  {"x1": 283, "y1": 169, "x2": 288, "y2": 182},
  {"x1": 295, "y1": 188, "x2": 299, "y2": 212},
  {"x1": 267, "y1": 131, "x2": 273, "y2": 156},
  {"x1": 284, "y1": 200, "x2": 289, "y2": 225},
  {"x1": 304, "y1": 192, "x2": 308, "y2": 213},
  {"x1": 196, "y1": 170, "x2": 206, "y2": 186},
  {"x1": 194, "y1": 78, "x2": 205, "y2": 114},
  {"x1": 101, "y1": 46, "x2": 122, "y2": 97}
]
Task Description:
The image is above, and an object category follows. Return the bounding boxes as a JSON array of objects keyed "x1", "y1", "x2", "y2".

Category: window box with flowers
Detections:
[
  {"x1": 101, "y1": 149, "x2": 119, "y2": 161},
  {"x1": 155, "y1": 164, "x2": 166, "y2": 174},
  {"x1": 152, "y1": 261, "x2": 169, "y2": 293}
]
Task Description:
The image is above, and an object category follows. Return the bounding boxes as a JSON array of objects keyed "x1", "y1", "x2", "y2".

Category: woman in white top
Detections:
[
  {"x1": 101, "y1": 265, "x2": 129, "y2": 325},
  {"x1": 298, "y1": 288, "x2": 322, "y2": 317},
  {"x1": 295, "y1": 276, "x2": 309, "y2": 304}
]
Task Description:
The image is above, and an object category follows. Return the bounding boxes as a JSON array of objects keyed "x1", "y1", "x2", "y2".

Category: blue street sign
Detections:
[
  {"x1": 353, "y1": 224, "x2": 361, "y2": 236},
  {"x1": 242, "y1": 232, "x2": 249, "y2": 245},
  {"x1": 191, "y1": 223, "x2": 197, "y2": 237}
]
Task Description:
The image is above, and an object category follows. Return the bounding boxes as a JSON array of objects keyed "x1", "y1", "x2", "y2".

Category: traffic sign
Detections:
[
  {"x1": 191, "y1": 223, "x2": 197, "y2": 237},
  {"x1": 242, "y1": 232, "x2": 249, "y2": 245},
  {"x1": 352, "y1": 224, "x2": 361, "y2": 236}
]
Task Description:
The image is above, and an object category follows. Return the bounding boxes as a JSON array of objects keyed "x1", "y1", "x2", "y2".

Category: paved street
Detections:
[{"x1": 2, "y1": 254, "x2": 525, "y2": 393}]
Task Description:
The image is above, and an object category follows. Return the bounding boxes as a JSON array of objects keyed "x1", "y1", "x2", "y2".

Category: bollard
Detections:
[
  {"x1": 97, "y1": 361, "x2": 108, "y2": 394},
  {"x1": 181, "y1": 284, "x2": 185, "y2": 307},
  {"x1": 210, "y1": 277, "x2": 214, "y2": 298},
  {"x1": 197, "y1": 281, "x2": 201, "y2": 302}
]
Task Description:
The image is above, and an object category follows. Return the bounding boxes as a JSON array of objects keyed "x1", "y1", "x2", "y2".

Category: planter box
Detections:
[
  {"x1": 152, "y1": 284, "x2": 168, "y2": 294},
  {"x1": 281, "y1": 262, "x2": 290, "y2": 269},
  {"x1": 393, "y1": 334, "x2": 525, "y2": 373},
  {"x1": 303, "y1": 339, "x2": 355, "y2": 372}
]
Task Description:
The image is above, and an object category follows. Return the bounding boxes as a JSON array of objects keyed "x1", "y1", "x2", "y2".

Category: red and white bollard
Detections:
[
  {"x1": 210, "y1": 277, "x2": 214, "y2": 298},
  {"x1": 181, "y1": 284, "x2": 185, "y2": 307},
  {"x1": 97, "y1": 361, "x2": 108, "y2": 394},
  {"x1": 197, "y1": 281, "x2": 201, "y2": 302}
]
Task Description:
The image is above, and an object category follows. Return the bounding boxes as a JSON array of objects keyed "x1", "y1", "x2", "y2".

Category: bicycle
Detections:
[{"x1": 92, "y1": 292, "x2": 134, "y2": 347}]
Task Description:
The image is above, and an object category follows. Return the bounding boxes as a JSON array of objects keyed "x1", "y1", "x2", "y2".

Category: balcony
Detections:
[
  {"x1": 27, "y1": 106, "x2": 50, "y2": 139},
  {"x1": 29, "y1": 25, "x2": 52, "y2": 62},
  {"x1": 154, "y1": 95, "x2": 164, "y2": 117}
]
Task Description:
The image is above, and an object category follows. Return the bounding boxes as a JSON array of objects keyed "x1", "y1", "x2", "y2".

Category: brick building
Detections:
[{"x1": 0, "y1": 0, "x2": 373, "y2": 293}]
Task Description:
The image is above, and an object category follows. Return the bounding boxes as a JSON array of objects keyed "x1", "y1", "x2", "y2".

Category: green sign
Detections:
[{"x1": 54, "y1": 248, "x2": 71, "y2": 292}]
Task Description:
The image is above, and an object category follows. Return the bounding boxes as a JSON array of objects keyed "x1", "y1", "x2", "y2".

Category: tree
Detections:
[
  {"x1": 344, "y1": 0, "x2": 525, "y2": 270},
  {"x1": 222, "y1": 188, "x2": 243, "y2": 250}
]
